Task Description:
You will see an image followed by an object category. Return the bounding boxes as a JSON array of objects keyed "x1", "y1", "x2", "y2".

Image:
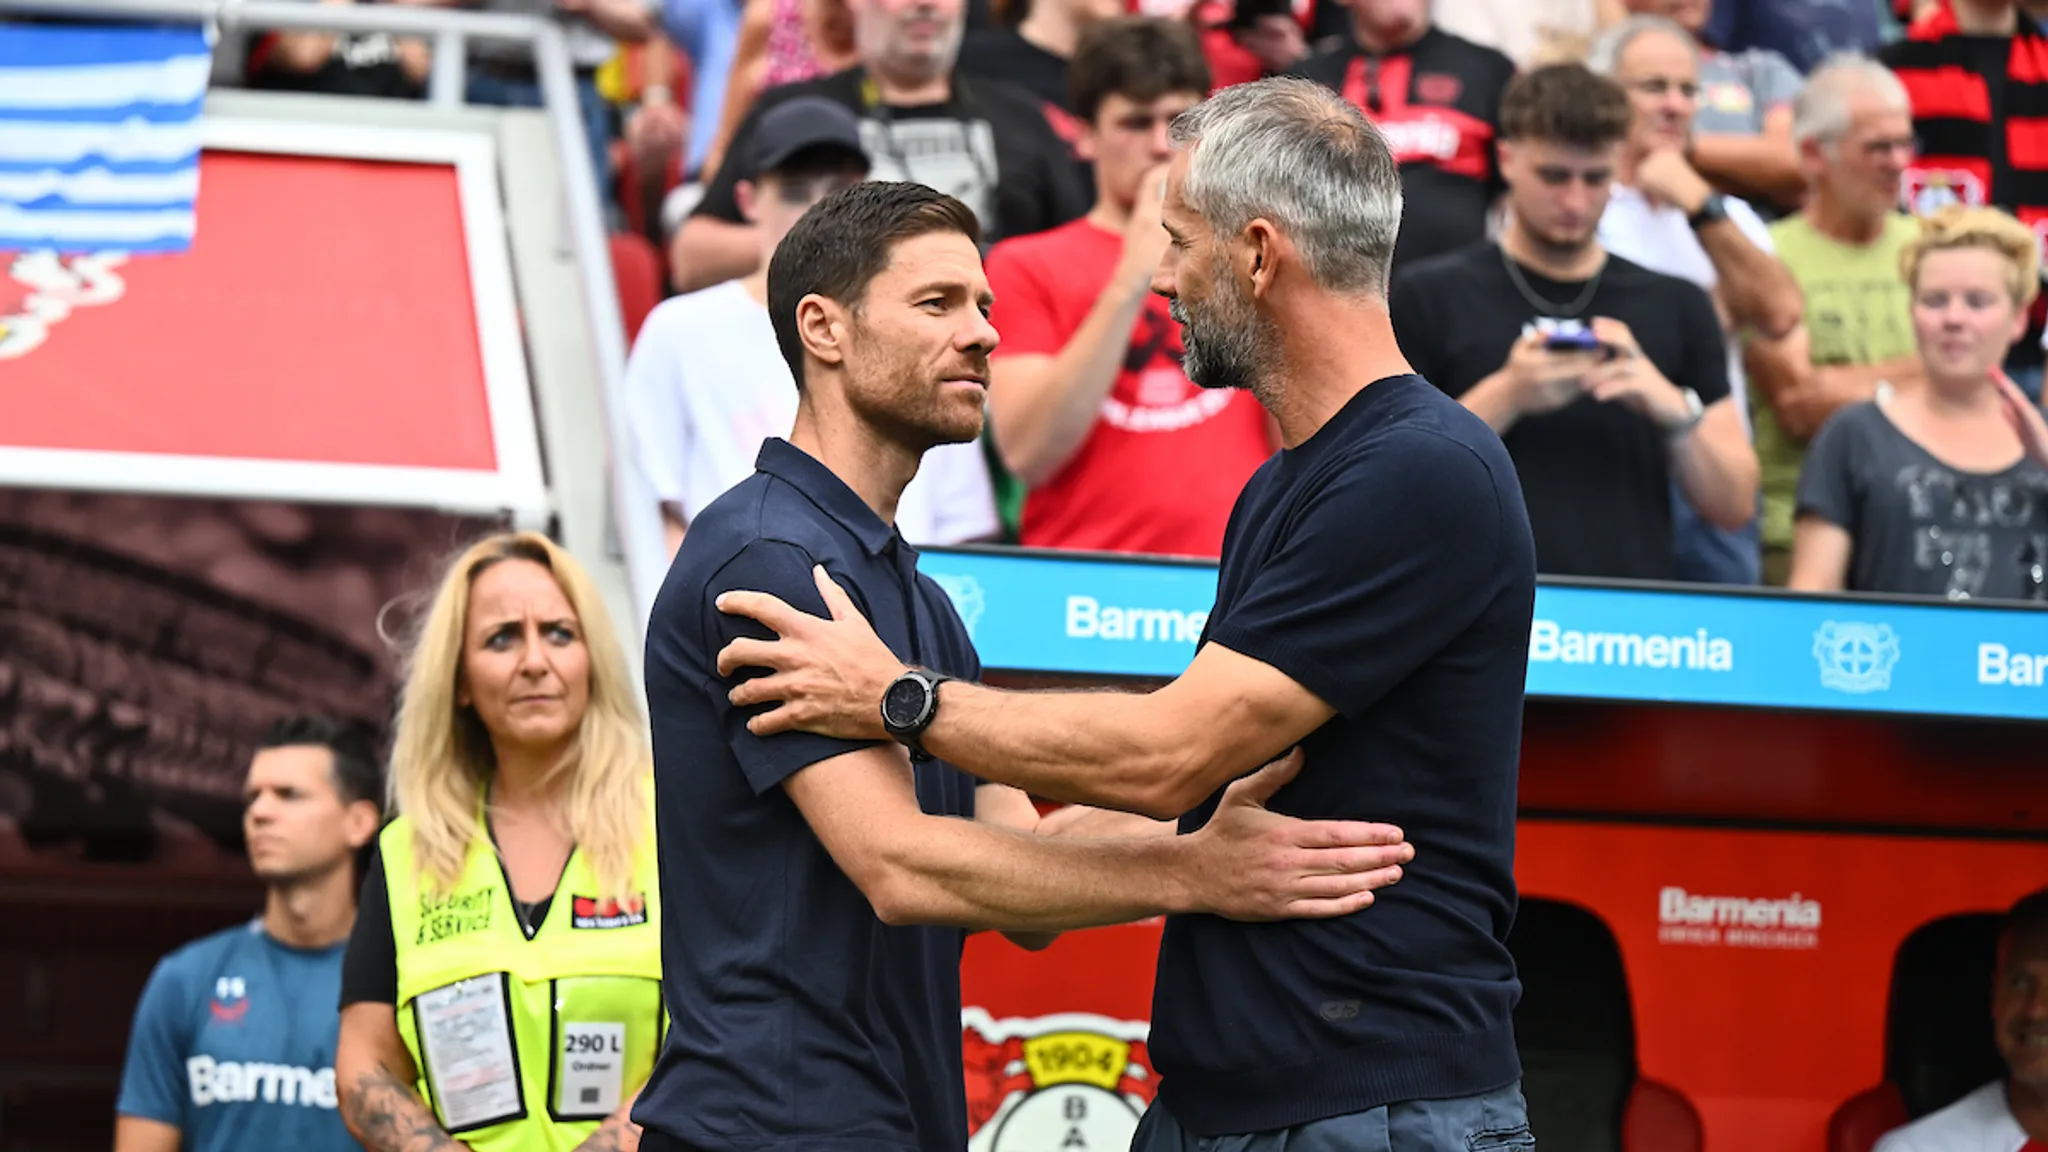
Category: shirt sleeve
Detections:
[
  {"x1": 701, "y1": 539, "x2": 887, "y2": 794},
  {"x1": 1671, "y1": 281, "x2": 1733, "y2": 407},
  {"x1": 115, "y1": 954, "x2": 192, "y2": 1127},
  {"x1": 1754, "y1": 49, "x2": 1805, "y2": 113},
  {"x1": 985, "y1": 240, "x2": 1066, "y2": 358},
  {"x1": 1793, "y1": 404, "x2": 1861, "y2": 531},
  {"x1": 1204, "y1": 431, "x2": 1511, "y2": 718},
  {"x1": 339, "y1": 844, "x2": 398, "y2": 1008}
]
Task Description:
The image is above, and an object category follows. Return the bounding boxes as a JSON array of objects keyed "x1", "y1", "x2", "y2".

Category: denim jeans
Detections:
[{"x1": 1131, "y1": 1081, "x2": 1536, "y2": 1152}]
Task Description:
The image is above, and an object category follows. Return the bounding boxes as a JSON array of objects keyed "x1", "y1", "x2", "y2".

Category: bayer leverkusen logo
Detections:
[{"x1": 963, "y1": 1008, "x2": 1155, "y2": 1151}]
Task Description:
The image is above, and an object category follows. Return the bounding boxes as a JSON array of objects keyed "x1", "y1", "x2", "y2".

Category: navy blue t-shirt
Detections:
[
  {"x1": 116, "y1": 920, "x2": 357, "y2": 1152},
  {"x1": 633, "y1": 438, "x2": 981, "y2": 1152},
  {"x1": 1149, "y1": 374, "x2": 1537, "y2": 1134}
]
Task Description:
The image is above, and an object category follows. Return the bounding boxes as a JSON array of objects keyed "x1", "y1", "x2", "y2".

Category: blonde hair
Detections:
[
  {"x1": 1901, "y1": 204, "x2": 2044, "y2": 309},
  {"x1": 388, "y1": 531, "x2": 651, "y2": 901}
]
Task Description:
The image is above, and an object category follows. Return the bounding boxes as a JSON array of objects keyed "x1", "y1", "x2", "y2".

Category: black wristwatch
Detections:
[
  {"x1": 1688, "y1": 191, "x2": 1729, "y2": 230},
  {"x1": 881, "y1": 669, "x2": 955, "y2": 762}
]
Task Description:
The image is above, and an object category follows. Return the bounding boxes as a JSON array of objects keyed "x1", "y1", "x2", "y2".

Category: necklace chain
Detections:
[{"x1": 1500, "y1": 243, "x2": 1606, "y2": 319}]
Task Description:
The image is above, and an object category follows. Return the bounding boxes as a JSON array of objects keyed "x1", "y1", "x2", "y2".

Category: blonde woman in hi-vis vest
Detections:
[{"x1": 335, "y1": 532, "x2": 660, "y2": 1152}]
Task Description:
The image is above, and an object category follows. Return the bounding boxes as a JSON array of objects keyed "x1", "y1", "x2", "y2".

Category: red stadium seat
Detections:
[
  {"x1": 1624, "y1": 1076, "x2": 1704, "y2": 1152},
  {"x1": 1828, "y1": 1082, "x2": 1911, "y2": 1152},
  {"x1": 609, "y1": 231, "x2": 663, "y2": 345}
]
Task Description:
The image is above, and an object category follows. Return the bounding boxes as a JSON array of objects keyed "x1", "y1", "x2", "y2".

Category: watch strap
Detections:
[{"x1": 1687, "y1": 192, "x2": 1728, "y2": 230}]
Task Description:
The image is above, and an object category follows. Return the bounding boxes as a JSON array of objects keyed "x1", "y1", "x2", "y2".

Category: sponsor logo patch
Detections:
[{"x1": 571, "y1": 894, "x2": 647, "y2": 930}]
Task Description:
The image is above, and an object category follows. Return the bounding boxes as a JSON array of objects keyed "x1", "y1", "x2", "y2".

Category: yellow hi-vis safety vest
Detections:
[{"x1": 383, "y1": 797, "x2": 663, "y2": 1152}]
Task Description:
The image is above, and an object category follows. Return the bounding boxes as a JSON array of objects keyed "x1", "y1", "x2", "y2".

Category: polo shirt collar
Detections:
[{"x1": 755, "y1": 438, "x2": 902, "y2": 557}]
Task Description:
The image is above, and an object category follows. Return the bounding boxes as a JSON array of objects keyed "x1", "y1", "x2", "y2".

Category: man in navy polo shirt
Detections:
[
  {"x1": 717, "y1": 79, "x2": 1539, "y2": 1148},
  {"x1": 632, "y1": 180, "x2": 1420, "y2": 1152}
]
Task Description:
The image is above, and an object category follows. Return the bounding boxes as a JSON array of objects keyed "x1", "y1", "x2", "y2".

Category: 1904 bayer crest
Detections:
[
  {"x1": 1812, "y1": 621, "x2": 1901, "y2": 694},
  {"x1": 963, "y1": 1008, "x2": 1154, "y2": 1151}
]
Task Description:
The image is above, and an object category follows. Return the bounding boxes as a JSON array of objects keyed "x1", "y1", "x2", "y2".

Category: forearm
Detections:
[
  {"x1": 571, "y1": 1092, "x2": 642, "y2": 1152},
  {"x1": 878, "y1": 813, "x2": 1195, "y2": 931},
  {"x1": 1689, "y1": 133, "x2": 1805, "y2": 209},
  {"x1": 670, "y1": 217, "x2": 760, "y2": 293},
  {"x1": 341, "y1": 1064, "x2": 462, "y2": 1152},
  {"x1": 1782, "y1": 361, "x2": 1903, "y2": 440},
  {"x1": 992, "y1": 272, "x2": 1152, "y2": 484},
  {"x1": 586, "y1": 0, "x2": 657, "y2": 41},
  {"x1": 913, "y1": 683, "x2": 1193, "y2": 817},
  {"x1": 1457, "y1": 369, "x2": 1527, "y2": 435},
  {"x1": 1671, "y1": 424, "x2": 1759, "y2": 529},
  {"x1": 1696, "y1": 223, "x2": 1803, "y2": 338},
  {"x1": 271, "y1": 31, "x2": 338, "y2": 72}
]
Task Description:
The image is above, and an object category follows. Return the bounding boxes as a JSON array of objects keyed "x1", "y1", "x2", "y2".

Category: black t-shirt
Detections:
[
  {"x1": 1292, "y1": 27, "x2": 1514, "y2": 272},
  {"x1": 1390, "y1": 243, "x2": 1733, "y2": 580},
  {"x1": 958, "y1": 28, "x2": 1068, "y2": 111},
  {"x1": 1149, "y1": 375, "x2": 1535, "y2": 1133},
  {"x1": 246, "y1": 31, "x2": 424, "y2": 100},
  {"x1": 693, "y1": 67, "x2": 1089, "y2": 250},
  {"x1": 632, "y1": 439, "x2": 982, "y2": 1151}
]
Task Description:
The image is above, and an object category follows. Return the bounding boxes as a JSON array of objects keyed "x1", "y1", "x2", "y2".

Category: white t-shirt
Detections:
[
  {"x1": 621, "y1": 280, "x2": 999, "y2": 615},
  {"x1": 1431, "y1": 0, "x2": 1601, "y2": 67},
  {"x1": 1598, "y1": 185, "x2": 1776, "y2": 435},
  {"x1": 1873, "y1": 1081, "x2": 2036, "y2": 1152}
]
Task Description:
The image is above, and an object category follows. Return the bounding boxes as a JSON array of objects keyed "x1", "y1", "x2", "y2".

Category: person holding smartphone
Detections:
[{"x1": 1391, "y1": 63, "x2": 1758, "y2": 581}]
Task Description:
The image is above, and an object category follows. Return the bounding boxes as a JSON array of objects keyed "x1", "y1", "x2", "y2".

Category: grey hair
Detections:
[
  {"x1": 1792, "y1": 53, "x2": 1910, "y2": 148},
  {"x1": 1587, "y1": 14, "x2": 1698, "y2": 77},
  {"x1": 1167, "y1": 75, "x2": 1403, "y2": 298}
]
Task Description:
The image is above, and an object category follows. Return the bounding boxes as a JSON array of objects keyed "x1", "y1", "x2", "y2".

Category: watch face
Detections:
[{"x1": 883, "y1": 676, "x2": 928, "y2": 730}]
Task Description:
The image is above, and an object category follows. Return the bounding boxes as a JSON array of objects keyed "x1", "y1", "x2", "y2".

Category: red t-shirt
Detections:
[{"x1": 985, "y1": 219, "x2": 1274, "y2": 559}]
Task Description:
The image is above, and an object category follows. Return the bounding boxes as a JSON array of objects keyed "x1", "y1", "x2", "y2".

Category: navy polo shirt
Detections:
[
  {"x1": 632, "y1": 438, "x2": 981, "y2": 1152},
  {"x1": 1150, "y1": 375, "x2": 1537, "y2": 1133}
]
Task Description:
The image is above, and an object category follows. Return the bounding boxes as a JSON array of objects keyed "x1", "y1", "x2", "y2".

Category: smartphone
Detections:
[{"x1": 1543, "y1": 329, "x2": 1603, "y2": 354}]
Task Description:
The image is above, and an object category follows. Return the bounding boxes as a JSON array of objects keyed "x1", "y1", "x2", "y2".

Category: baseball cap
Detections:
[{"x1": 747, "y1": 97, "x2": 872, "y2": 179}]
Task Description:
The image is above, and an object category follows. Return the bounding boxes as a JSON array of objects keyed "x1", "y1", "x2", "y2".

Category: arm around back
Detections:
[{"x1": 782, "y1": 742, "x2": 1411, "y2": 930}]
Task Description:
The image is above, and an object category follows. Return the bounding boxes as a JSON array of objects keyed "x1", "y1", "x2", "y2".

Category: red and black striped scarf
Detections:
[{"x1": 1886, "y1": 1, "x2": 2048, "y2": 234}]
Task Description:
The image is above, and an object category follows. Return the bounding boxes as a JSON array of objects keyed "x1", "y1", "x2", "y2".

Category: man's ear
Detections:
[
  {"x1": 796, "y1": 293, "x2": 849, "y2": 366},
  {"x1": 736, "y1": 179, "x2": 760, "y2": 225},
  {"x1": 1242, "y1": 217, "x2": 1282, "y2": 298},
  {"x1": 344, "y1": 800, "x2": 381, "y2": 852},
  {"x1": 1074, "y1": 122, "x2": 1101, "y2": 164}
]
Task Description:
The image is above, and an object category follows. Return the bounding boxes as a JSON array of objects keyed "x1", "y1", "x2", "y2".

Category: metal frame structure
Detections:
[
  {"x1": 0, "y1": 114, "x2": 554, "y2": 525},
  {"x1": 0, "y1": 0, "x2": 663, "y2": 634}
]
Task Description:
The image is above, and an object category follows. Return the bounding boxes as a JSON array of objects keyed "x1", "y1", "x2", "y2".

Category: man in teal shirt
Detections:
[{"x1": 115, "y1": 717, "x2": 381, "y2": 1152}]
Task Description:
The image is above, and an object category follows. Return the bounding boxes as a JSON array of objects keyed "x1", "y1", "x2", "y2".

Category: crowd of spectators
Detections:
[{"x1": 210, "y1": 0, "x2": 2048, "y2": 605}]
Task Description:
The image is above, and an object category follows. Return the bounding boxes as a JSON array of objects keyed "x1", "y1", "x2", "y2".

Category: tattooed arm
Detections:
[
  {"x1": 570, "y1": 1091, "x2": 643, "y2": 1152},
  {"x1": 335, "y1": 1003, "x2": 463, "y2": 1152}
]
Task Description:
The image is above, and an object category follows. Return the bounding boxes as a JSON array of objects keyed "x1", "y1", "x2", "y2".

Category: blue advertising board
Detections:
[{"x1": 917, "y1": 546, "x2": 2048, "y2": 724}]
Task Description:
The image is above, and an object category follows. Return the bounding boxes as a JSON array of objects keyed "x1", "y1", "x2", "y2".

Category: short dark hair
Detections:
[
  {"x1": 1499, "y1": 63, "x2": 1633, "y2": 149},
  {"x1": 1068, "y1": 17, "x2": 1211, "y2": 125},
  {"x1": 766, "y1": 181, "x2": 982, "y2": 388},
  {"x1": 257, "y1": 715, "x2": 382, "y2": 809},
  {"x1": 2004, "y1": 886, "x2": 2048, "y2": 951}
]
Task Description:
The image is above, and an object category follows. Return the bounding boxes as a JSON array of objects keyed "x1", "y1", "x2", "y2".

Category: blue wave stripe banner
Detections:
[
  {"x1": 0, "y1": 23, "x2": 211, "y2": 253},
  {"x1": 917, "y1": 548, "x2": 2048, "y2": 724}
]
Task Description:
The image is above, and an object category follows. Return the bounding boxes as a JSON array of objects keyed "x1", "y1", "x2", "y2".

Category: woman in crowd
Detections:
[
  {"x1": 335, "y1": 531, "x2": 661, "y2": 1152},
  {"x1": 1790, "y1": 205, "x2": 2048, "y2": 602}
]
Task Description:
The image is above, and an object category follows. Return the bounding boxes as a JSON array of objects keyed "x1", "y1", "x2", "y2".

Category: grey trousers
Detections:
[{"x1": 1130, "y1": 1081, "x2": 1535, "y2": 1152}]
